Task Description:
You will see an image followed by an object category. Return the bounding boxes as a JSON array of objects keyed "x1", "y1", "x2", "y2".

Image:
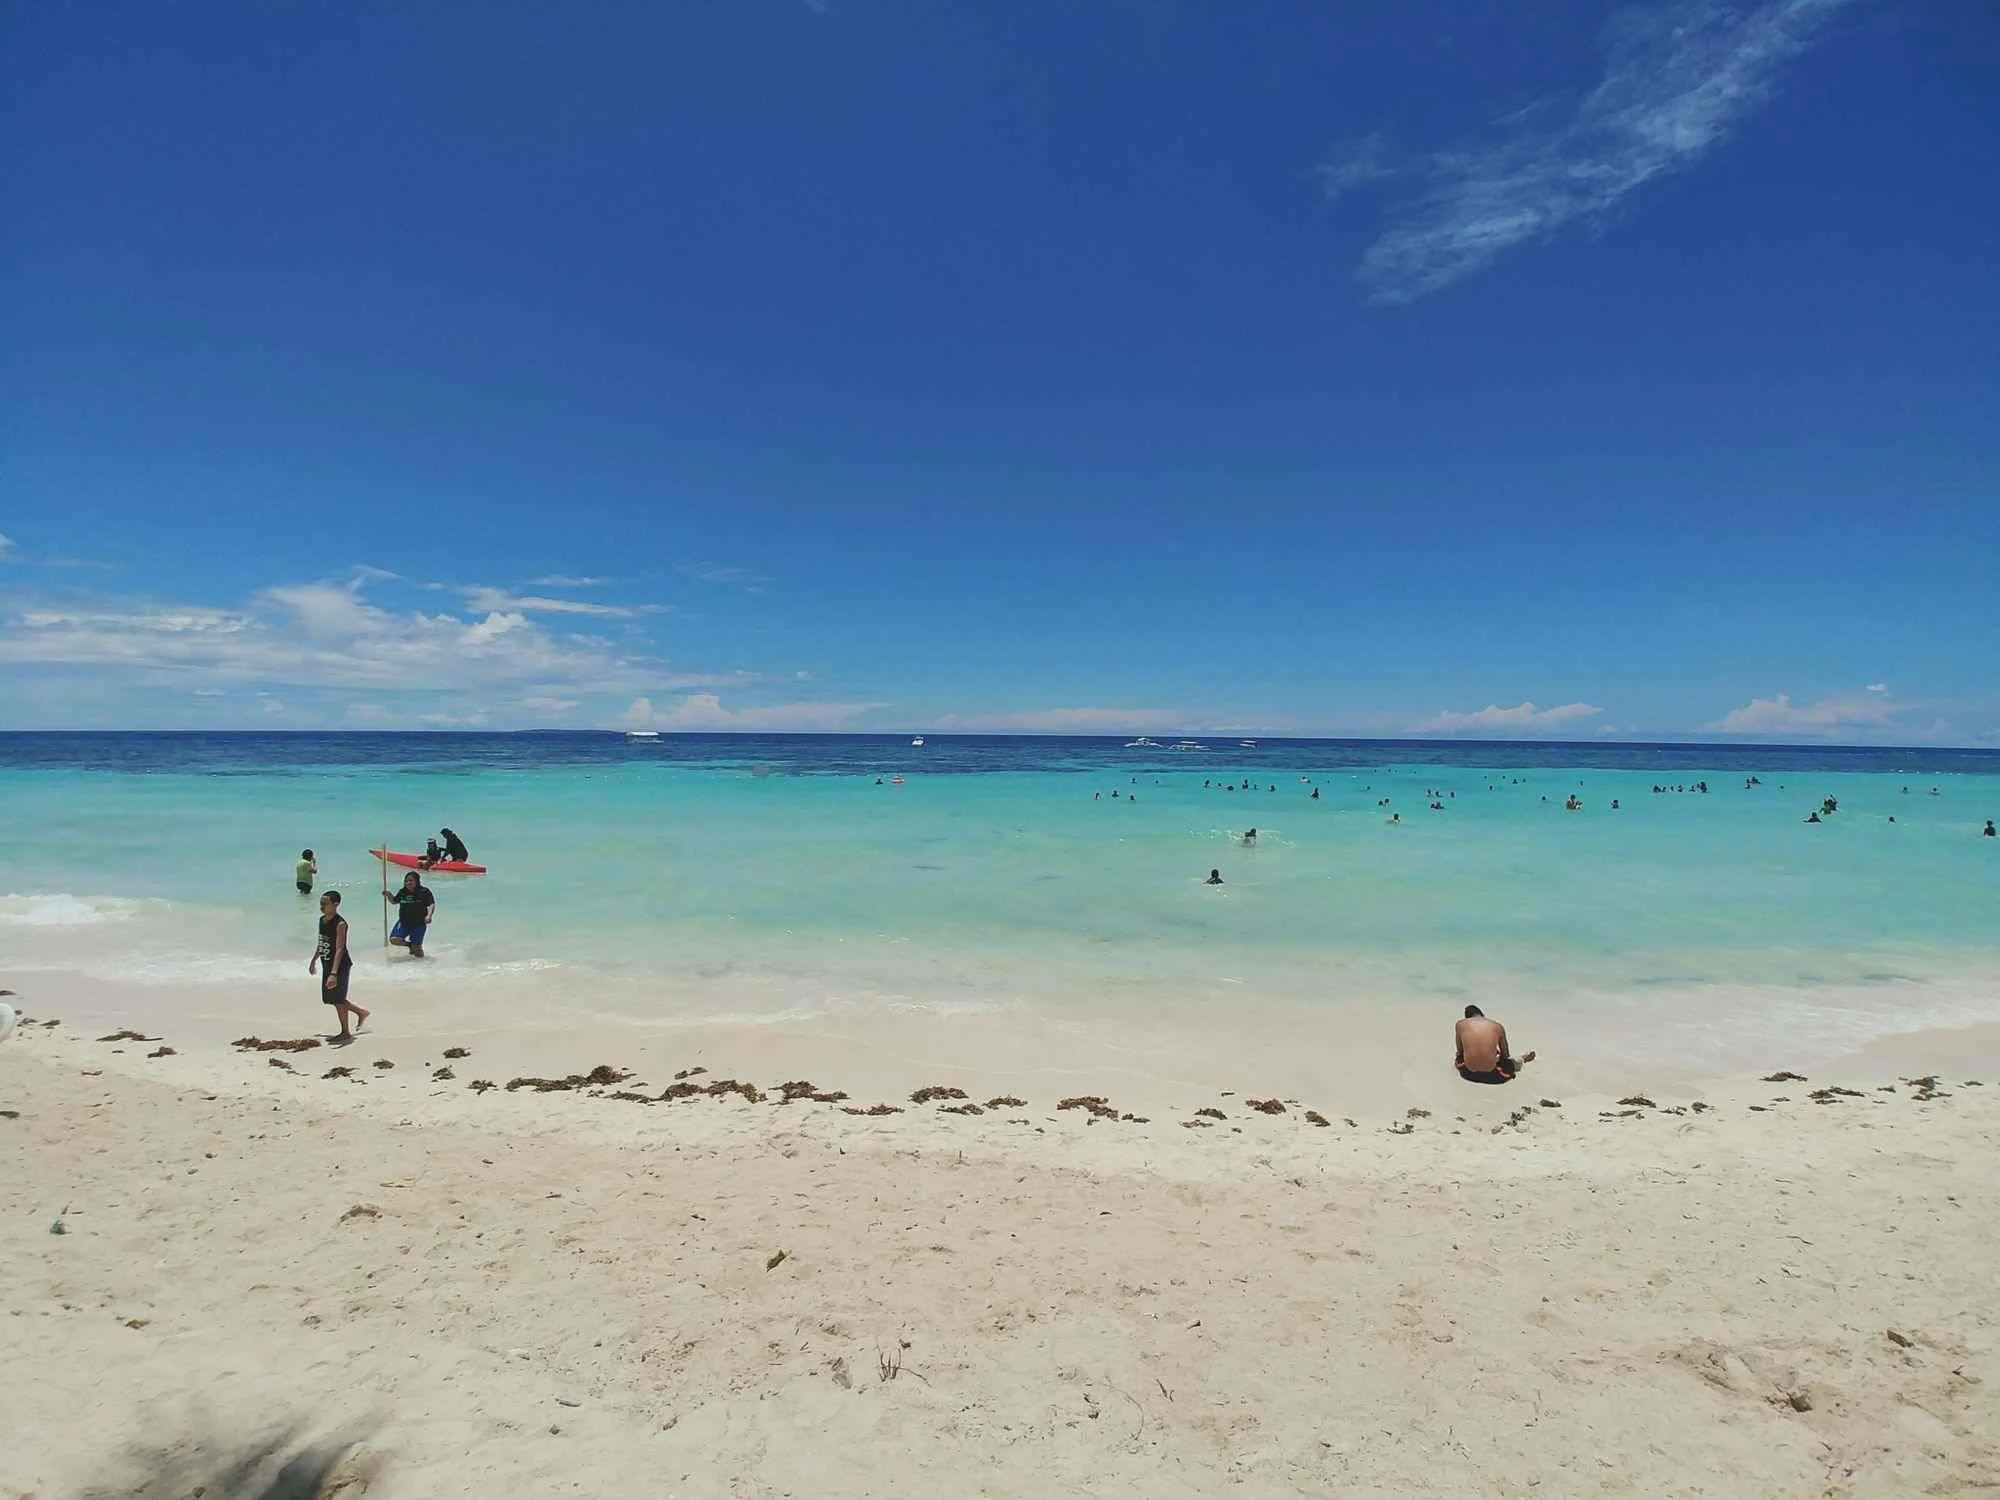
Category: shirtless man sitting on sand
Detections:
[{"x1": 1455, "y1": 1004, "x2": 1536, "y2": 1084}]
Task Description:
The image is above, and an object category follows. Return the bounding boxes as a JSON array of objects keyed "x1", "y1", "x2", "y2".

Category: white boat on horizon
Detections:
[
  {"x1": 911, "y1": 736, "x2": 926, "y2": 747},
  {"x1": 1125, "y1": 736, "x2": 1160, "y2": 748},
  {"x1": 1170, "y1": 740, "x2": 1207, "y2": 752},
  {"x1": 625, "y1": 729, "x2": 661, "y2": 742},
  {"x1": 1239, "y1": 739, "x2": 1259, "y2": 748}
]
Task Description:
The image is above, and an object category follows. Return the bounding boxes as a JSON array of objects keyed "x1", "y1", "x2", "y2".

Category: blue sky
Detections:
[{"x1": 3, "y1": 0, "x2": 1996, "y2": 741}]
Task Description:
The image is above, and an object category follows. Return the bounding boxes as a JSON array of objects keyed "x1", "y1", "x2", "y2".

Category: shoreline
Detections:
[
  {"x1": 5, "y1": 1004, "x2": 1997, "y2": 1496},
  {"x1": 12, "y1": 965, "x2": 2000, "y2": 1131}
]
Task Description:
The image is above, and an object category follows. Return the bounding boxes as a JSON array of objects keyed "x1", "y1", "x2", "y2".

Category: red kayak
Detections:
[{"x1": 370, "y1": 847, "x2": 487, "y2": 876}]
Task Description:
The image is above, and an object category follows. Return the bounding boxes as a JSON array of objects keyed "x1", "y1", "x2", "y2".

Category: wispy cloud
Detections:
[
  {"x1": 529, "y1": 575, "x2": 609, "y2": 589},
  {"x1": 1336, "y1": 0, "x2": 1859, "y2": 303},
  {"x1": 459, "y1": 585, "x2": 661, "y2": 619},
  {"x1": 1, "y1": 577, "x2": 681, "y2": 699},
  {"x1": 0, "y1": 532, "x2": 14, "y2": 560},
  {"x1": 1315, "y1": 133, "x2": 1394, "y2": 203},
  {"x1": 1414, "y1": 701, "x2": 1604, "y2": 735},
  {"x1": 680, "y1": 562, "x2": 769, "y2": 588}
]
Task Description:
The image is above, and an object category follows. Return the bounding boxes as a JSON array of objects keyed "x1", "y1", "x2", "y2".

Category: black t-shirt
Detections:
[
  {"x1": 316, "y1": 913, "x2": 352, "y2": 970},
  {"x1": 394, "y1": 884, "x2": 434, "y2": 925},
  {"x1": 441, "y1": 832, "x2": 468, "y2": 862}
]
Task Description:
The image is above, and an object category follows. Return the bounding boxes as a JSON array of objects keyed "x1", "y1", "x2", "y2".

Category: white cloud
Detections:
[
  {"x1": 529, "y1": 575, "x2": 608, "y2": 589},
  {"x1": 620, "y1": 693, "x2": 885, "y2": 731},
  {"x1": 1316, "y1": 133, "x2": 1394, "y2": 203},
  {"x1": 0, "y1": 532, "x2": 14, "y2": 560},
  {"x1": 0, "y1": 577, "x2": 677, "y2": 698},
  {"x1": 1705, "y1": 689, "x2": 1902, "y2": 737},
  {"x1": 680, "y1": 562, "x2": 769, "y2": 588},
  {"x1": 1865, "y1": 682, "x2": 1889, "y2": 693},
  {"x1": 1341, "y1": 0, "x2": 1858, "y2": 303},
  {"x1": 929, "y1": 707, "x2": 1197, "y2": 734},
  {"x1": 1414, "y1": 701, "x2": 1604, "y2": 735},
  {"x1": 460, "y1": 585, "x2": 661, "y2": 618}
]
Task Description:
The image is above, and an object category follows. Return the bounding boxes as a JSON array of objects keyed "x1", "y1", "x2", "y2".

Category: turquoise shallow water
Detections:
[{"x1": 3, "y1": 734, "x2": 1997, "y2": 1065}]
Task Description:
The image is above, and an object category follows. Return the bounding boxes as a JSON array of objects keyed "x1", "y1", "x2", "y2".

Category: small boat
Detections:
[
  {"x1": 1170, "y1": 740, "x2": 1207, "y2": 752},
  {"x1": 911, "y1": 736, "x2": 925, "y2": 747},
  {"x1": 625, "y1": 729, "x2": 661, "y2": 742},
  {"x1": 1125, "y1": 737, "x2": 1160, "y2": 748},
  {"x1": 1239, "y1": 739, "x2": 1259, "y2": 748},
  {"x1": 371, "y1": 848, "x2": 487, "y2": 876}
]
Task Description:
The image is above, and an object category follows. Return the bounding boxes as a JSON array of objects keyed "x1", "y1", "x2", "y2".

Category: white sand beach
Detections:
[{"x1": 4, "y1": 984, "x2": 1998, "y2": 1499}]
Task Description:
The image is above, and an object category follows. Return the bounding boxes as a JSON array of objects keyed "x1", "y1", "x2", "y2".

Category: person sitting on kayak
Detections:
[
  {"x1": 420, "y1": 836, "x2": 443, "y2": 869},
  {"x1": 439, "y1": 827, "x2": 469, "y2": 864},
  {"x1": 385, "y1": 870, "x2": 435, "y2": 958}
]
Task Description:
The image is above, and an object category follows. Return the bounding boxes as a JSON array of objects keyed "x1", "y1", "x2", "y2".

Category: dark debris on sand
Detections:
[
  {"x1": 1762, "y1": 1071, "x2": 1809, "y2": 1083},
  {"x1": 673, "y1": 1066, "x2": 709, "y2": 1081},
  {"x1": 234, "y1": 1037, "x2": 322, "y2": 1053},
  {"x1": 442, "y1": 1047, "x2": 470, "y2": 1059},
  {"x1": 268, "y1": 1058, "x2": 295, "y2": 1072},
  {"x1": 841, "y1": 1103, "x2": 903, "y2": 1116},
  {"x1": 1303, "y1": 1110, "x2": 1331, "y2": 1127},
  {"x1": 98, "y1": 1030, "x2": 161, "y2": 1043},
  {"x1": 1194, "y1": 1107, "x2": 1226, "y2": 1121},
  {"x1": 1617, "y1": 1095, "x2": 1657, "y2": 1108},
  {"x1": 910, "y1": 1085, "x2": 969, "y2": 1104},
  {"x1": 322, "y1": 1066, "x2": 354, "y2": 1080},
  {"x1": 775, "y1": 1080, "x2": 852, "y2": 1105},
  {"x1": 1058, "y1": 1095, "x2": 1119, "y2": 1120},
  {"x1": 372, "y1": 1059, "x2": 394, "y2": 1069},
  {"x1": 468, "y1": 1080, "x2": 497, "y2": 1093},
  {"x1": 147, "y1": 1046, "x2": 176, "y2": 1059},
  {"x1": 986, "y1": 1096, "x2": 1027, "y2": 1109},
  {"x1": 432, "y1": 1067, "x2": 456, "y2": 1082},
  {"x1": 1247, "y1": 1098, "x2": 1286, "y2": 1115},
  {"x1": 939, "y1": 1102, "x2": 985, "y2": 1116},
  {"x1": 505, "y1": 1064, "x2": 633, "y2": 1094}
]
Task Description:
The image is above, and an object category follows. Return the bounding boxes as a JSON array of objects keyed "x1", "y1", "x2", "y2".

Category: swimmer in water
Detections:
[
  {"x1": 1984, "y1": 820, "x2": 1996, "y2": 838},
  {"x1": 1205, "y1": 869, "x2": 1224, "y2": 885},
  {"x1": 1242, "y1": 829, "x2": 1257, "y2": 846},
  {"x1": 1806, "y1": 811, "x2": 1822, "y2": 824}
]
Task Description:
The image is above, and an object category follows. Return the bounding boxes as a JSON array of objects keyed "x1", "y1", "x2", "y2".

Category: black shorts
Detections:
[
  {"x1": 296, "y1": 882, "x2": 313, "y2": 893},
  {"x1": 1458, "y1": 1064, "x2": 1516, "y2": 1085},
  {"x1": 321, "y1": 963, "x2": 353, "y2": 1005}
]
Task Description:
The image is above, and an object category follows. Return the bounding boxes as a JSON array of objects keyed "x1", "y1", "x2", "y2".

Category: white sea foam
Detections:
[{"x1": 0, "y1": 892, "x2": 159, "y2": 927}]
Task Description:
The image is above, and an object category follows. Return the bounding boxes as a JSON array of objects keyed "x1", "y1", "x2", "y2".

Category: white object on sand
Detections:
[{"x1": 0, "y1": 1002, "x2": 17, "y2": 1043}]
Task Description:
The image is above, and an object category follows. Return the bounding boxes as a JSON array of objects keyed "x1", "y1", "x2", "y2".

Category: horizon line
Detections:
[{"x1": 0, "y1": 728, "x2": 1994, "y2": 754}]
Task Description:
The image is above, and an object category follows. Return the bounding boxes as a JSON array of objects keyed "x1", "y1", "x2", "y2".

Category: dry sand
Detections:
[{"x1": 3, "y1": 996, "x2": 1998, "y2": 1498}]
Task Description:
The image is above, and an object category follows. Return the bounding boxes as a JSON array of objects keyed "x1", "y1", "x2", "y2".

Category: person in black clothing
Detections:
[
  {"x1": 420, "y1": 836, "x2": 442, "y2": 869},
  {"x1": 385, "y1": 870, "x2": 435, "y2": 958},
  {"x1": 439, "y1": 827, "x2": 469, "y2": 864},
  {"x1": 309, "y1": 891, "x2": 368, "y2": 1041}
]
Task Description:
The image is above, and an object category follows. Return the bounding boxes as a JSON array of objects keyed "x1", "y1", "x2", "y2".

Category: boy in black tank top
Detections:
[{"x1": 309, "y1": 891, "x2": 369, "y2": 1042}]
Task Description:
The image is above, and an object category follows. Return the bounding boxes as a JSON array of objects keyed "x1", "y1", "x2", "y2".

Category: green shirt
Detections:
[{"x1": 295, "y1": 858, "x2": 314, "y2": 885}]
